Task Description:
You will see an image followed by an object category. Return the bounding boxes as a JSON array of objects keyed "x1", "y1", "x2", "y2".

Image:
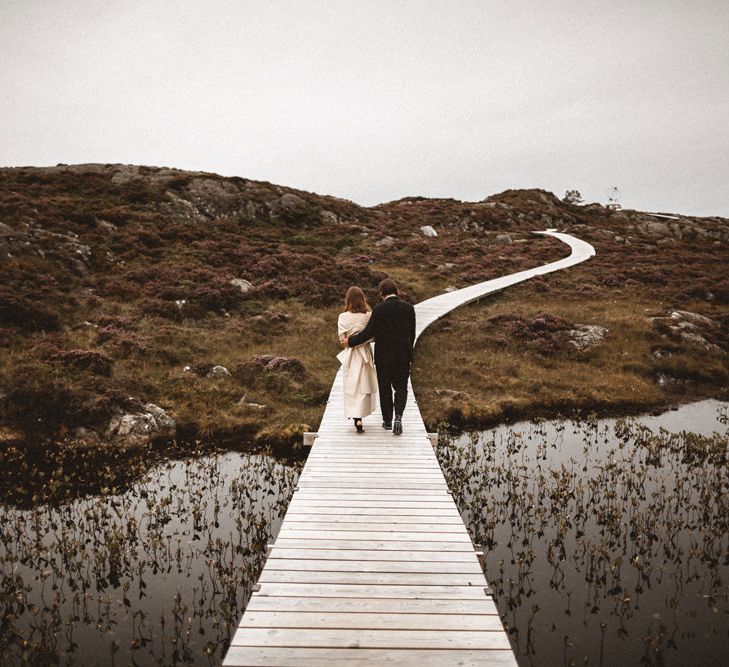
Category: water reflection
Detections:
[
  {"x1": 0, "y1": 449, "x2": 301, "y2": 666},
  {"x1": 437, "y1": 400, "x2": 729, "y2": 666}
]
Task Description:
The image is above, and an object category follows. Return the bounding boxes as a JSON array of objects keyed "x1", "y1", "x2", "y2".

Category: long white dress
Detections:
[{"x1": 336, "y1": 311, "x2": 378, "y2": 419}]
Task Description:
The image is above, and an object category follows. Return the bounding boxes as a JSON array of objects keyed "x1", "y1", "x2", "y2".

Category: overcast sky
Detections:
[{"x1": 1, "y1": 0, "x2": 728, "y2": 216}]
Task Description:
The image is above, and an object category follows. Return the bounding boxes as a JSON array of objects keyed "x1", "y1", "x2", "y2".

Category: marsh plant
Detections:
[
  {"x1": 0, "y1": 447, "x2": 301, "y2": 666},
  {"x1": 436, "y1": 402, "x2": 729, "y2": 666}
]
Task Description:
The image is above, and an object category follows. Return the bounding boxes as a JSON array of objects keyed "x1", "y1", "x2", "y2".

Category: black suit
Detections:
[{"x1": 348, "y1": 296, "x2": 416, "y2": 423}]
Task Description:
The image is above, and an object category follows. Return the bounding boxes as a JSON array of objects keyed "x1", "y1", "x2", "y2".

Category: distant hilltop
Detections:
[{"x1": 2, "y1": 162, "x2": 726, "y2": 237}]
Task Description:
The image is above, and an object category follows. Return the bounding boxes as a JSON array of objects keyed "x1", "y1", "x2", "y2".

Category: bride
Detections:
[{"x1": 336, "y1": 286, "x2": 378, "y2": 433}]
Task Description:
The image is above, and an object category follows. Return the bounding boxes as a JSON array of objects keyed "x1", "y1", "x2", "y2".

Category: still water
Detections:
[
  {"x1": 438, "y1": 400, "x2": 729, "y2": 666},
  {"x1": 0, "y1": 450, "x2": 300, "y2": 666}
]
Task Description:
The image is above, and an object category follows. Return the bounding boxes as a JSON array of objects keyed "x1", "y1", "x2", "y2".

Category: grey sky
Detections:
[{"x1": 2, "y1": 0, "x2": 728, "y2": 216}]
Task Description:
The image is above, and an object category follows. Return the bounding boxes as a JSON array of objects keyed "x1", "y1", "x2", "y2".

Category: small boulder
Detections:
[
  {"x1": 230, "y1": 278, "x2": 253, "y2": 294},
  {"x1": 107, "y1": 403, "x2": 175, "y2": 445},
  {"x1": 207, "y1": 365, "x2": 231, "y2": 378},
  {"x1": 269, "y1": 193, "x2": 315, "y2": 225},
  {"x1": 640, "y1": 221, "x2": 671, "y2": 238},
  {"x1": 679, "y1": 332, "x2": 722, "y2": 353},
  {"x1": 375, "y1": 236, "x2": 396, "y2": 247},
  {"x1": 237, "y1": 396, "x2": 266, "y2": 409},
  {"x1": 143, "y1": 403, "x2": 175, "y2": 430},
  {"x1": 278, "y1": 193, "x2": 306, "y2": 210},
  {"x1": 320, "y1": 210, "x2": 339, "y2": 225},
  {"x1": 670, "y1": 310, "x2": 715, "y2": 328},
  {"x1": 493, "y1": 234, "x2": 513, "y2": 245},
  {"x1": 420, "y1": 225, "x2": 438, "y2": 237},
  {"x1": 568, "y1": 325, "x2": 608, "y2": 351}
]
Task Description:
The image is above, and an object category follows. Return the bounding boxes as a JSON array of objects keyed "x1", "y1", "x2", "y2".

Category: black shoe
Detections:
[
  {"x1": 393, "y1": 417, "x2": 402, "y2": 436},
  {"x1": 382, "y1": 421, "x2": 392, "y2": 430},
  {"x1": 354, "y1": 418, "x2": 364, "y2": 434}
]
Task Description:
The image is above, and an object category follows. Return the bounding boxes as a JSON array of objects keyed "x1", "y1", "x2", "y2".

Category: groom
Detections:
[{"x1": 340, "y1": 278, "x2": 416, "y2": 436}]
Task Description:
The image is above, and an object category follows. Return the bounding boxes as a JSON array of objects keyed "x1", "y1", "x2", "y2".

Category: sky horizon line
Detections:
[{"x1": 2, "y1": 158, "x2": 725, "y2": 219}]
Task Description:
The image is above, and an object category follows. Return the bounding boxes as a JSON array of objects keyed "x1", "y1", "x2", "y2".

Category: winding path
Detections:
[{"x1": 223, "y1": 232, "x2": 595, "y2": 666}]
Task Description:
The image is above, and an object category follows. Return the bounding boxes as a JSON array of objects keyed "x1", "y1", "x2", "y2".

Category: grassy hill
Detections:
[{"x1": 1, "y1": 164, "x2": 727, "y2": 452}]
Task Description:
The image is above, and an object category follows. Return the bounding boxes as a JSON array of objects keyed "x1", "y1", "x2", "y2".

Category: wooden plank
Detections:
[
  {"x1": 258, "y1": 571, "x2": 487, "y2": 586},
  {"x1": 257, "y1": 583, "x2": 489, "y2": 599},
  {"x1": 295, "y1": 486, "x2": 449, "y2": 493},
  {"x1": 240, "y1": 611, "x2": 502, "y2": 631},
  {"x1": 304, "y1": 463, "x2": 440, "y2": 469},
  {"x1": 284, "y1": 514, "x2": 464, "y2": 524},
  {"x1": 297, "y1": 478, "x2": 446, "y2": 485},
  {"x1": 263, "y1": 559, "x2": 483, "y2": 574},
  {"x1": 245, "y1": 595, "x2": 499, "y2": 615},
  {"x1": 286, "y1": 500, "x2": 457, "y2": 510},
  {"x1": 276, "y1": 530, "x2": 471, "y2": 543},
  {"x1": 294, "y1": 478, "x2": 441, "y2": 484},
  {"x1": 299, "y1": 470, "x2": 444, "y2": 476},
  {"x1": 303, "y1": 465, "x2": 440, "y2": 470},
  {"x1": 285, "y1": 506, "x2": 461, "y2": 516},
  {"x1": 277, "y1": 522, "x2": 468, "y2": 533},
  {"x1": 267, "y1": 548, "x2": 480, "y2": 563},
  {"x1": 223, "y1": 647, "x2": 518, "y2": 666},
  {"x1": 272, "y1": 539, "x2": 473, "y2": 552},
  {"x1": 303, "y1": 462, "x2": 442, "y2": 469},
  {"x1": 305, "y1": 455, "x2": 437, "y2": 460},
  {"x1": 291, "y1": 492, "x2": 451, "y2": 500},
  {"x1": 229, "y1": 628, "x2": 512, "y2": 650},
  {"x1": 310, "y1": 443, "x2": 431, "y2": 448}
]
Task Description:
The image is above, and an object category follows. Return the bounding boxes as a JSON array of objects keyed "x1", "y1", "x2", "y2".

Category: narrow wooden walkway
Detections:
[{"x1": 223, "y1": 232, "x2": 595, "y2": 666}]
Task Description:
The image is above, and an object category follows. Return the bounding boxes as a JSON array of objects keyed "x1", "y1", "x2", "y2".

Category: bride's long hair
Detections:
[{"x1": 344, "y1": 286, "x2": 371, "y2": 314}]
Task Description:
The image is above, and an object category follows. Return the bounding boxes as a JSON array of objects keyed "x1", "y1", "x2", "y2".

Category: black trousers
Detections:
[{"x1": 376, "y1": 361, "x2": 410, "y2": 424}]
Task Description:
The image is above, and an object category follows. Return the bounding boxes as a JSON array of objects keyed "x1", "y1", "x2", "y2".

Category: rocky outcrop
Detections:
[
  {"x1": 637, "y1": 219, "x2": 729, "y2": 243},
  {"x1": 568, "y1": 325, "x2": 608, "y2": 351},
  {"x1": 230, "y1": 278, "x2": 253, "y2": 294},
  {"x1": 485, "y1": 313, "x2": 607, "y2": 354},
  {"x1": 206, "y1": 365, "x2": 231, "y2": 378},
  {"x1": 107, "y1": 403, "x2": 175, "y2": 445},
  {"x1": 269, "y1": 193, "x2": 317, "y2": 225},
  {"x1": 650, "y1": 310, "x2": 723, "y2": 353}
]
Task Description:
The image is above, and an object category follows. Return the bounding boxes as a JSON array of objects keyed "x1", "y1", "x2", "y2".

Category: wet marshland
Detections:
[
  {"x1": 0, "y1": 447, "x2": 301, "y2": 666},
  {"x1": 437, "y1": 400, "x2": 729, "y2": 666},
  {"x1": 1, "y1": 401, "x2": 727, "y2": 666}
]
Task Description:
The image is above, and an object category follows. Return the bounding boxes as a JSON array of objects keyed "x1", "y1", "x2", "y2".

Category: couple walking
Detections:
[{"x1": 337, "y1": 278, "x2": 416, "y2": 436}]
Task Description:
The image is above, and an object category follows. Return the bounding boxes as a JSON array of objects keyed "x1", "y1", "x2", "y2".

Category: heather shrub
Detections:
[
  {"x1": 49, "y1": 349, "x2": 113, "y2": 377},
  {"x1": 1, "y1": 368, "x2": 78, "y2": 445},
  {"x1": 139, "y1": 298, "x2": 183, "y2": 321},
  {"x1": 247, "y1": 311, "x2": 292, "y2": 342},
  {"x1": 234, "y1": 355, "x2": 320, "y2": 397},
  {"x1": 0, "y1": 289, "x2": 61, "y2": 331},
  {"x1": 485, "y1": 313, "x2": 575, "y2": 355}
]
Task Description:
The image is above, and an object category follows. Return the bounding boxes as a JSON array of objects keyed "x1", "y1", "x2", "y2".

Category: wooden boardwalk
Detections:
[{"x1": 223, "y1": 232, "x2": 595, "y2": 666}]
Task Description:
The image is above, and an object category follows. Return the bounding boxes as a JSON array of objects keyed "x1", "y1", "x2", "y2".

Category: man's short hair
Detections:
[{"x1": 378, "y1": 278, "x2": 399, "y2": 297}]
